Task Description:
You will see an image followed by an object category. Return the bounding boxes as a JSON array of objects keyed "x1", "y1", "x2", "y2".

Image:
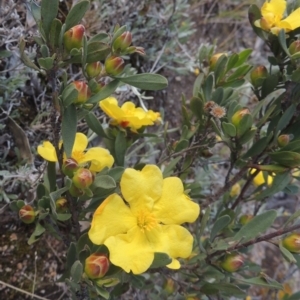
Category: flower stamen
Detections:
[{"x1": 137, "y1": 210, "x2": 158, "y2": 233}]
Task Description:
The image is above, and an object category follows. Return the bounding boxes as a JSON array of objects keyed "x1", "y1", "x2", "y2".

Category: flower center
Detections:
[
  {"x1": 72, "y1": 150, "x2": 85, "y2": 163},
  {"x1": 137, "y1": 210, "x2": 158, "y2": 233}
]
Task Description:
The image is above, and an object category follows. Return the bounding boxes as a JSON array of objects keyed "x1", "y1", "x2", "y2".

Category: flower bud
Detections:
[
  {"x1": 84, "y1": 253, "x2": 110, "y2": 279},
  {"x1": 72, "y1": 81, "x2": 91, "y2": 104},
  {"x1": 163, "y1": 278, "x2": 175, "y2": 294},
  {"x1": 201, "y1": 148, "x2": 213, "y2": 158},
  {"x1": 231, "y1": 108, "x2": 250, "y2": 127},
  {"x1": 250, "y1": 65, "x2": 268, "y2": 88},
  {"x1": 69, "y1": 184, "x2": 84, "y2": 197},
  {"x1": 260, "y1": 17, "x2": 272, "y2": 31},
  {"x1": 239, "y1": 214, "x2": 253, "y2": 225},
  {"x1": 210, "y1": 53, "x2": 226, "y2": 70},
  {"x1": 86, "y1": 62, "x2": 102, "y2": 78},
  {"x1": 220, "y1": 253, "x2": 244, "y2": 272},
  {"x1": 72, "y1": 168, "x2": 94, "y2": 189},
  {"x1": 63, "y1": 25, "x2": 85, "y2": 52},
  {"x1": 282, "y1": 233, "x2": 300, "y2": 253},
  {"x1": 55, "y1": 197, "x2": 68, "y2": 213},
  {"x1": 113, "y1": 31, "x2": 132, "y2": 52},
  {"x1": 277, "y1": 134, "x2": 290, "y2": 148},
  {"x1": 230, "y1": 183, "x2": 241, "y2": 197},
  {"x1": 105, "y1": 56, "x2": 125, "y2": 76},
  {"x1": 19, "y1": 205, "x2": 35, "y2": 224},
  {"x1": 62, "y1": 158, "x2": 79, "y2": 178},
  {"x1": 289, "y1": 40, "x2": 300, "y2": 55}
]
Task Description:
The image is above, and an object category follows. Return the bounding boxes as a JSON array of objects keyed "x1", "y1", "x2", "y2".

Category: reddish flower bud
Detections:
[
  {"x1": 72, "y1": 168, "x2": 94, "y2": 189},
  {"x1": 289, "y1": 40, "x2": 300, "y2": 55},
  {"x1": 72, "y1": 81, "x2": 91, "y2": 104},
  {"x1": 63, "y1": 25, "x2": 85, "y2": 52},
  {"x1": 250, "y1": 65, "x2": 268, "y2": 88},
  {"x1": 113, "y1": 31, "x2": 132, "y2": 52},
  {"x1": 231, "y1": 108, "x2": 250, "y2": 127},
  {"x1": 163, "y1": 278, "x2": 176, "y2": 294},
  {"x1": 210, "y1": 53, "x2": 227, "y2": 70},
  {"x1": 86, "y1": 62, "x2": 102, "y2": 78},
  {"x1": 105, "y1": 56, "x2": 125, "y2": 76},
  {"x1": 282, "y1": 233, "x2": 300, "y2": 253},
  {"x1": 19, "y1": 205, "x2": 35, "y2": 224},
  {"x1": 277, "y1": 134, "x2": 290, "y2": 148},
  {"x1": 55, "y1": 197, "x2": 68, "y2": 213},
  {"x1": 239, "y1": 214, "x2": 253, "y2": 225},
  {"x1": 62, "y1": 158, "x2": 79, "y2": 178},
  {"x1": 220, "y1": 253, "x2": 244, "y2": 272},
  {"x1": 85, "y1": 253, "x2": 110, "y2": 279}
]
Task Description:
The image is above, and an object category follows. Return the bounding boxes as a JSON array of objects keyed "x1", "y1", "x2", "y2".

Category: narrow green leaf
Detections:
[
  {"x1": 49, "y1": 18, "x2": 62, "y2": 49},
  {"x1": 279, "y1": 242, "x2": 296, "y2": 263},
  {"x1": 57, "y1": 213, "x2": 72, "y2": 221},
  {"x1": 149, "y1": 252, "x2": 172, "y2": 268},
  {"x1": 234, "y1": 48, "x2": 252, "y2": 68},
  {"x1": 162, "y1": 157, "x2": 181, "y2": 177},
  {"x1": 193, "y1": 73, "x2": 205, "y2": 97},
  {"x1": 71, "y1": 260, "x2": 83, "y2": 283},
  {"x1": 19, "y1": 38, "x2": 40, "y2": 71},
  {"x1": 93, "y1": 175, "x2": 116, "y2": 189},
  {"x1": 276, "y1": 104, "x2": 295, "y2": 133},
  {"x1": 62, "y1": 104, "x2": 77, "y2": 158},
  {"x1": 65, "y1": 1, "x2": 90, "y2": 31},
  {"x1": 222, "y1": 122, "x2": 236, "y2": 137},
  {"x1": 199, "y1": 207, "x2": 211, "y2": 236},
  {"x1": 269, "y1": 151, "x2": 300, "y2": 168},
  {"x1": 210, "y1": 215, "x2": 231, "y2": 241},
  {"x1": 118, "y1": 73, "x2": 168, "y2": 91},
  {"x1": 62, "y1": 84, "x2": 78, "y2": 107},
  {"x1": 233, "y1": 210, "x2": 277, "y2": 243},
  {"x1": 41, "y1": 0, "x2": 59, "y2": 40},
  {"x1": 95, "y1": 286, "x2": 110, "y2": 299},
  {"x1": 174, "y1": 139, "x2": 189, "y2": 153},
  {"x1": 115, "y1": 131, "x2": 127, "y2": 166},
  {"x1": 236, "y1": 276, "x2": 282, "y2": 289},
  {"x1": 202, "y1": 74, "x2": 214, "y2": 101},
  {"x1": 86, "y1": 42, "x2": 110, "y2": 63},
  {"x1": 87, "y1": 79, "x2": 120, "y2": 104},
  {"x1": 29, "y1": 1, "x2": 41, "y2": 24},
  {"x1": 214, "y1": 55, "x2": 228, "y2": 83},
  {"x1": 283, "y1": 209, "x2": 300, "y2": 228},
  {"x1": 85, "y1": 112, "x2": 108, "y2": 138},
  {"x1": 278, "y1": 29, "x2": 290, "y2": 57}
]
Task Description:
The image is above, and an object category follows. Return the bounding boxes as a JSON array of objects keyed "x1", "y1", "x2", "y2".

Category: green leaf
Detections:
[
  {"x1": 111, "y1": 25, "x2": 127, "y2": 44},
  {"x1": 115, "y1": 131, "x2": 127, "y2": 166},
  {"x1": 193, "y1": 73, "x2": 205, "y2": 97},
  {"x1": 174, "y1": 139, "x2": 189, "y2": 153},
  {"x1": 62, "y1": 104, "x2": 77, "y2": 158},
  {"x1": 233, "y1": 210, "x2": 277, "y2": 243},
  {"x1": 243, "y1": 135, "x2": 270, "y2": 159},
  {"x1": 19, "y1": 38, "x2": 40, "y2": 71},
  {"x1": 28, "y1": 223, "x2": 45, "y2": 245},
  {"x1": 49, "y1": 18, "x2": 62, "y2": 49},
  {"x1": 38, "y1": 57, "x2": 54, "y2": 70},
  {"x1": 278, "y1": 29, "x2": 290, "y2": 57},
  {"x1": 227, "y1": 64, "x2": 252, "y2": 82},
  {"x1": 210, "y1": 215, "x2": 231, "y2": 241},
  {"x1": 0, "y1": 50, "x2": 12, "y2": 58},
  {"x1": 238, "y1": 127, "x2": 256, "y2": 145},
  {"x1": 63, "y1": 242, "x2": 78, "y2": 279},
  {"x1": 279, "y1": 242, "x2": 296, "y2": 263},
  {"x1": 222, "y1": 122, "x2": 236, "y2": 137},
  {"x1": 65, "y1": 0, "x2": 90, "y2": 31},
  {"x1": 269, "y1": 151, "x2": 300, "y2": 167},
  {"x1": 202, "y1": 74, "x2": 214, "y2": 101},
  {"x1": 276, "y1": 104, "x2": 295, "y2": 133},
  {"x1": 57, "y1": 213, "x2": 72, "y2": 221},
  {"x1": 214, "y1": 55, "x2": 228, "y2": 83},
  {"x1": 286, "y1": 292, "x2": 300, "y2": 300},
  {"x1": 86, "y1": 42, "x2": 110, "y2": 63},
  {"x1": 234, "y1": 48, "x2": 252, "y2": 68},
  {"x1": 149, "y1": 252, "x2": 172, "y2": 268},
  {"x1": 47, "y1": 161, "x2": 56, "y2": 192},
  {"x1": 190, "y1": 97, "x2": 204, "y2": 120},
  {"x1": 29, "y1": 1, "x2": 41, "y2": 24},
  {"x1": 107, "y1": 167, "x2": 125, "y2": 182},
  {"x1": 199, "y1": 207, "x2": 211, "y2": 236},
  {"x1": 41, "y1": 0, "x2": 59, "y2": 40},
  {"x1": 211, "y1": 87, "x2": 224, "y2": 105},
  {"x1": 87, "y1": 79, "x2": 120, "y2": 104},
  {"x1": 283, "y1": 209, "x2": 300, "y2": 228},
  {"x1": 71, "y1": 260, "x2": 83, "y2": 283},
  {"x1": 62, "y1": 84, "x2": 78, "y2": 107},
  {"x1": 225, "y1": 53, "x2": 239, "y2": 72},
  {"x1": 95, "y1": 286, "x2": 110, "y2": 299},
  {"x1": 236, "y1": 276, "x2": 283, "y2": 290},
  {"x1": 89, "y1": 32, "x2": 110, "y2": 43},
  {"x1": 217, "y1": 283, "x2": 246, "y2": 298},
  {"x1": 85, "y1": 112, "x2": 108, "y2": 138},
  {"x1": 118, "y1": 74, "x2": 168, "y2": 91},
  {"x1": 93, "y1": 175, "x2": 116, "y2": 189},
  {"x1": 162, "y1": 157, "x2": 181, "y2": 177},
  {"x1": 261, "y1": 74, "x2": 278, "y2": 99},
  {"x1": 281, "y1": 140, "x2": 300, "y2": 152}
]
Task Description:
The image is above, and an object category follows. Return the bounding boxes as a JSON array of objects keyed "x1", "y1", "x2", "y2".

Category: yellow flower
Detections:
[
  {"x1": 255, "y1": 0, "x2": 300, "y2": 34},
  {"x1": 230, "y1": 183, "x2": 241, "y2": 197},
  {"x1": 88, "y1": 165, "x2": 200, "y2": 274},
  {"x1": 250, "y1": 169, "x2": 273, "y2": 187},
  {"x1": 99, "y1": 97, "x2": 161, "y2": 132},
  {"x1": 37, "y1": 132, "x2": 114, "y2": 172}
]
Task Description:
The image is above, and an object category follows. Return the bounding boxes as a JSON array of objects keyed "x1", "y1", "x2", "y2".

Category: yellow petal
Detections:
[
  {"x1": 81, "y1": 147, "x2": 114, "y2": 172},
  {"x1": 120, "y1": 165, "x2": 163, "y2": 213},
  {"x1": 279, "y1": 8, "x2": 300, "y2": 30},
  {"x1": 121, "y1": 101, "x2": 138, "y2": 114},
  {"x1": 37, "y1": 141, "x2": 58, "y2": 162},
  {"x1": 100, "y1": 97, "x2": 124, "y2": 120},
  {"x1": 251, "y1": 170, "x2": 273, "y2": 187},
  {"x1": 72, "y1": 132, "x2": 88, "y2": 153},
  {"x1": 261, "y1": 0, "x2": 286, "y2": 21},
  {"x1": 88, "y1": 194, "x2": 136, "y2": 245},
  {"x1": 105, "y1": 227, "x2": 154, "y2": 274},
  {"x1": 167, "y1": 259, "x2": 180, "y2": 269},
  {"x1": 153, "y1": 177, "x2": 200, "y2": 224},
  {"x1": 146, "y1": 224, "x2": 194, "y2": 260}
]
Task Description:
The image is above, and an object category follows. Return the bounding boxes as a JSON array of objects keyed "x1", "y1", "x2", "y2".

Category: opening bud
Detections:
[
  {"x1": 113, "y1": 31, "x2": 132, "y2": 52},
  {"x1": 231, "y1": 108, "x2": 250, "y2": 127},
  {"x1": 55, "y1": 197, "x2": 69, "y2": 213},
  {"x1": 289, "y1": 40, "x2": 300, "y2": 55},
  {"x1": 105, "y1": 56, "x2": 125, "y2": 76},
  {"x1": 239, "y1": 214, "x2": 253, "y2": 225},
  {"x1": 210, "y1": 53, "x2": 227, "y2": 70},
  {"x1": 85, "y1": 253, "x2": 110, "y2": 279},
  {"x1": 250, "y1": 65, "x2": 268, "y2": 88},
  {"x1": 62, "y1": 158, "x2": 79, "y2": 178},
  {"x1": 72, "y1": 81, "x2": 91, "y2": 104},
  {"x1": 277, "y1": 134, "x2": 290, "y2": 148},
  {"x1": 86, "y1": 62, "x2": 102, "y2": 78},
  {"x1": 282, "y1": 233, "x2": 300, "y2": 253},
  {"x1": 63, "y1": 25, "x2": 85, "y2": 52},
  {"x1": 220, "y1": 253, "x2": 244, "y2": 272},
  {"x1": 72, "y1": 168, "x2": 94, "y2": 189},
  {"x1": 19, "y1": 205, "x2": 35, "y2": 224}
]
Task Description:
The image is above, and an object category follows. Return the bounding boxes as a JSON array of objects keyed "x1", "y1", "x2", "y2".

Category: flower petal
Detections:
[
  {"x1": 279, "y1": 8, "x2": 300, "y2": 30},
  {"x1": 120, "y1": 165, "x2": 163, "y2": 213},
  {"x1": 72, "y1": 132, "x2": 88, "y2": 153},
  {"x1": 81, "y1": 147, "x2": 114, "y2": 172},
  {"x1": 261, "y1": 0, "x2": 286, "y2": 20},
  {"x1": 88, "y1": 194, "x2": 136, "y2": 245},
  {"x1": 153, "y1": 177, "x2": 200, "y2": 224},
  {"x1": 146, "y1": 224, "x2": 194, "y2": 262},
  {"x1": 37, "y1": 141, "x2": 58, "y2": 162},
  {"x1": 100, "y1": 97, "x2": 124, "y2": 120},
  {"x1": 105, "y1": 227, "x2": 154, "y2": 274}
]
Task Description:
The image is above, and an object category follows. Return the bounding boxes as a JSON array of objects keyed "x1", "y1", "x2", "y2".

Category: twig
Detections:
[{"x1": 0, "y1": 280, "x2": 50, "y2": 300}]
